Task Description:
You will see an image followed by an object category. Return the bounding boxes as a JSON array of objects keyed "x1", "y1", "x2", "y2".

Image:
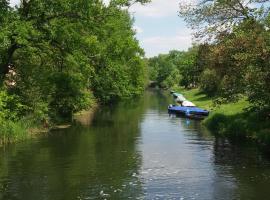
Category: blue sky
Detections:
[
  {"x1": 10, "y1": 0, "x2": 193, "y2": 57},
  {"x1": 130, "y1": 0, "x2": 192, "y2": 57}
]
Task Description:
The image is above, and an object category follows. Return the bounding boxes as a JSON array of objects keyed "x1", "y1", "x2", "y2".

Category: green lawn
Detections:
[
  {"x1": 180, "y1": 88, "x2": 249, "y2": 115},
  {"x1": 174, "y1": 88, "x2": 270, "y2": 145}
]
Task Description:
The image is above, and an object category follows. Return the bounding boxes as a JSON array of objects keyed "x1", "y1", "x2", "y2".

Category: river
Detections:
[{"x1": 1, "y1": 90, "x2": 270, "y2": 200}]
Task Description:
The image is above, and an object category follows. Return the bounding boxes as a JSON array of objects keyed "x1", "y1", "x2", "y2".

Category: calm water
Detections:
[{"x1": 1, "y1": 90, "x2": 270, "y2": 200}]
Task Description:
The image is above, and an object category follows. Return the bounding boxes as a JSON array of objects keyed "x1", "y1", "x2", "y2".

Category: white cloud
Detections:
[
  {"x1": 141, "y1": 31, "x2": 192, "y2": 57},
  {"x1": 103, "y1": 0, "x2": 110, "y2": 6},
  {"x1": 130, "y1": 0, "x2": 180, "y2": 18},
  {"x1": 133, "y1": 25, "x2": 143, "y2": 34},
  {"x1": 130, "y1": 1, "x2": 194, "y2": 56},
  {"x1": 10, "y1": 0, "x2": 19, "y2": 7}
]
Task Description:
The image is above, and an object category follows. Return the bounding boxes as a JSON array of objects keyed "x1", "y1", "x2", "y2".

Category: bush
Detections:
[
  {"x1": 204, "y1": 113, "x2": 228, "y2": 135},
  {"x1": 161, "y1": 68, "x2": 181, "y2": 89},
  {"x1": 0, "y1": 90, "x2": 25, "y2": 120},
  {"x1": 199, "y1": 69, "x2": 219, "y2": 96},
  {"x1": 49, "y1": 73, "x2": 93, "y2": 120},
  {"x1": 227, "y1": 118, "x2": 248, "y2": 138},
  {"x1": 0, "y1": 89, "x2": 34, "y2": 144}
]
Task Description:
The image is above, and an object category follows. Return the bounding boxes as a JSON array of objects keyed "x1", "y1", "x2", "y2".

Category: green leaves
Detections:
[
  {"x1": 147, "y1": 52, "x2": 185, "y2": 89},
  {"x1": 0, "y1": 90, "x2": 26, "y2": 121},
  {"x1": 177, "y1": 0, "x2": 270, "y2": 111},
  {"x1": 179, "y1": 0, "x2": 269, "y2": 39},
  {"x1": 0, "y1": 0, "x2": 147, "y2": 123},
  {"x1": 110, "y1": 0, "x2": 150, "y2": 7}
]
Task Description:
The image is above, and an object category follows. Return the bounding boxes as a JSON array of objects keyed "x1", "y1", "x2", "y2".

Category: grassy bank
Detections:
[
  {"x1": 0, "y1": 119, "x2": 36, "y2": 146},
  {"x1": 0, "y1": 104, "x2": 98, "y2": 146},
  {"x1": 178, "y1": 88, "x2": 270, "y2": 145}
]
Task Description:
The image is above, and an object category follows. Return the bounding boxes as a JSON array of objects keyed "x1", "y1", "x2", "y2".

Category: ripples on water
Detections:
[{"x1": 1, "y1": 90, "x2": 270, "y2": 200}]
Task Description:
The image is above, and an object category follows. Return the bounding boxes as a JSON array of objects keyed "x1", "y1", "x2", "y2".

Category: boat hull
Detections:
[{"x1": 168, "y1": 105, "x2": 209, "y2": 119}]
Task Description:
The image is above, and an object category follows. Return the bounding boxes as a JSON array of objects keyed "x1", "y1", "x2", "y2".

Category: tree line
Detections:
[
  {"x1": 148, "y1": 0, "x2": 270, "y2": 113},
  {"x1": 0, "y1": 0, "x2": 149, "y2": 137}
]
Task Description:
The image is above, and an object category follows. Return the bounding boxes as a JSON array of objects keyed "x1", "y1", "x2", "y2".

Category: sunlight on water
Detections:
[{"x1": 1, "y1": 90, "x2": 270, "y2": 200}]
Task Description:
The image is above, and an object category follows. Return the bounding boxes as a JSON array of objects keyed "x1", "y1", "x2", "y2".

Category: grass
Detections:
[
  {"x1": 0, "y1": 101, "x2": 98, "y2": 146},
  {"x1": 175, "y1": 87, "x2": 270, "y2": 145},
  {"x1": 0, "y1": 116, "x2": 50, "y2": 146},
  {"x1": 180, "y1": 88, "x2": 249, "y2": 113},
  {"x1": 181, "y1": 88, "x2": 214, "y2": 110},
  {"x1": 0, "y1": 120, "x2": 31, "y2": 145}
]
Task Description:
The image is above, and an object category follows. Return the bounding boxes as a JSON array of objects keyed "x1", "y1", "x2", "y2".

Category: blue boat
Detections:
[{"x1": 168, "y1": 105, "x2": 209, "y2": 119}]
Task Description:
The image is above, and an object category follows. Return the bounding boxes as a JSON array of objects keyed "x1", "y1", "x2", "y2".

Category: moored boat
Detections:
[
  {"x1": 172, "y1": 92, "x2": 186, "y2": 103},
  {"x1": 168, "y1": 104, "x2": 209, "y2": 119}
]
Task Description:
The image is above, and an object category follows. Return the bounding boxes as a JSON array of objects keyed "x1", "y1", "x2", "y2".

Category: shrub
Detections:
[
  {"x1": 199, "y1": 69, "x2": 219, "y2": 96},
  {"x1": 49, "y1": 73, "x2": 93, "y2": 120},
  {"x1": 204, "y1": 113, "x2": 228, "y2": 135}
]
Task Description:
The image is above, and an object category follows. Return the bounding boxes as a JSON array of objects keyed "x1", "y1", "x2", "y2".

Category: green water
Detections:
[{"x1": 1, "y1": 90, "x2": 270, "y2": 200}]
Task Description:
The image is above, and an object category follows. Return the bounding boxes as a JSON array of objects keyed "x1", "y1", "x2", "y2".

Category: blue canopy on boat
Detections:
[{"x1": 168, "y1": 105, "x2": 209, "y2": 116}]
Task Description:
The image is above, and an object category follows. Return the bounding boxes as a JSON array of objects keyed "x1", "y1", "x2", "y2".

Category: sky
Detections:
[
  {"x1": 9, "y1": 0, "x2": 193, "y2": 57},
  {"x1": 129, "y1": 0, "x2": 192, "y2": 57}
]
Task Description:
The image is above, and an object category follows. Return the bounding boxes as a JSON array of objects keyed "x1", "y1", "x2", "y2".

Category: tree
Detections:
[
  {"x1": 176, "y1": 46, "x2": 200, "y2": 88},
  {"x1": 147, "y1": 54, "x2": 181, "y2": 89},
  {"x1": 178, "y1": 0, "x2": 270, "y2": 112},
  {"x1": 179, "y1": 0, "x2": 269, "y2": 39},
  {"x1": 0, "y1": 0, "x2": 149, "y2": 123}
]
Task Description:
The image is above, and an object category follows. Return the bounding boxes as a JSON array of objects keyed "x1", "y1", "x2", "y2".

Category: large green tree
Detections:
[
  {"x1": 179, "y1": 0, "x2": 270, "y2": 111},
  {"x1": 0, "y1": 0, "x2": 149, "y2": 124}
]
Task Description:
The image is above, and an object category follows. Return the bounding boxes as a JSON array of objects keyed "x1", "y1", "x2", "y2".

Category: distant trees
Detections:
[
  {"x1": 147, "y1": 47, "x2": 201, "y2": 89},
  {"x1": 148, "y1": 54, "x2": 180, "y2": 89}
]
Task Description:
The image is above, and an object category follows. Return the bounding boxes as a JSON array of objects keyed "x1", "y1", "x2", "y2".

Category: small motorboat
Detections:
[{"x1": 168, "y1": 104, "x2": 209, "y2": 119}]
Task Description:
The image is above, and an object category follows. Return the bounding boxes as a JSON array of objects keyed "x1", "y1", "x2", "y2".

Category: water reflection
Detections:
[
  {"x1": 0, "y1": 96, "x2": 146, "y2": 200},
  {"x1": 213, "y1": 138, "x2": 270, "y2": 200},
  {"x1": 1, "y1": 90, "x2": 270, "y2": 200}
]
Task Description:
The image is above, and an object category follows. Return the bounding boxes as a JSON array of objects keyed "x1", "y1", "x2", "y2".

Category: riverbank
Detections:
[
  {"x1": 0, "y1": 104, "x2": 98, "y2": 146},
  {"x1": 178, "y1": 88, "x2": 270, "y2": 145},
  {"x1": 4, "y1": 89, "x2": 270, "y2": 200}
]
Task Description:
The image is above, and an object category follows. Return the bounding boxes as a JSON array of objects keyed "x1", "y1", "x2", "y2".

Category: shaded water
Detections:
[{"x1": 1, "y1": 90, "x2": 270, "y2": 200}]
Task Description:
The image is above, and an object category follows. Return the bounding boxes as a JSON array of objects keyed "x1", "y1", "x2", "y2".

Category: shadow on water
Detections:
[
  {"x1": 213, "y1": 138, "x2": 270, "y2": 200},
  {"x1": 0, "y1": 92, "x2": 149, "y2": 200},
  {"x1": 1, "y1": 89, "x2": 270, "y2": 200}
]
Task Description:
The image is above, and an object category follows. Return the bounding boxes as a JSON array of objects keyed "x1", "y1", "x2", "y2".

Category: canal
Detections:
[{"x1": 1, "y1": 90, "x2": 270, "y2": 200}]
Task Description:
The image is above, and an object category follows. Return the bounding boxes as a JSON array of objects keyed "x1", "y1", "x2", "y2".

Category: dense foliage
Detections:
[
  {"x1": 147, "y1": 47, "x2": 200, "y2": 89},
  {"x1": 0, "y1": 0, "x2": 148, "y2": 141},
  {"x1": 148, "y1": 0, "x2": 270, "y2": 113}
]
